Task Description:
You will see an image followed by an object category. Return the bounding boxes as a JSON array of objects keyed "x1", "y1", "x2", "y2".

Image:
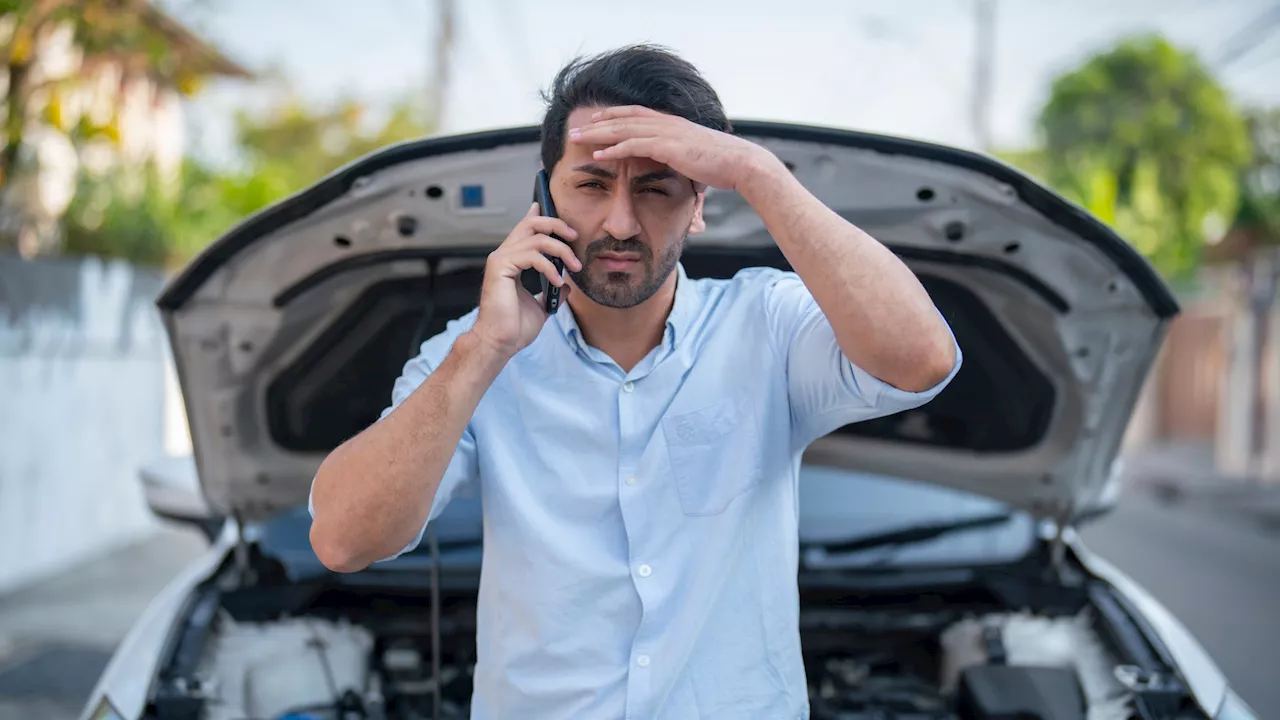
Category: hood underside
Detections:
[{"x1": 157, "y1": 121, "x2": 1178, "y2": 523}]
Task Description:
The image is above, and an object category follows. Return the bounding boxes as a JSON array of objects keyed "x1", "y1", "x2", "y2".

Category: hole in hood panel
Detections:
[{"x1": 265, "y1": 251, "x2": 1054, "y2": 455}]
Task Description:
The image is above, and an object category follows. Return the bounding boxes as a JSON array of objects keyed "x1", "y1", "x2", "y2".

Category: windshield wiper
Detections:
[{"x1": 799, "y1": 512, "x2": 1016, "y2": 556}]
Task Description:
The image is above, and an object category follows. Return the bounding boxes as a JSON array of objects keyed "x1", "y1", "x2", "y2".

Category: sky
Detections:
[{"x1": 164, "y1": 0, "x2": 1280, "y2": 167}]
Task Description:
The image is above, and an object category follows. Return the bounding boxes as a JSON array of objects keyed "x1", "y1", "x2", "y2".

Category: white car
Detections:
[{"x1": 83, "y1": 121, "x2": 1257, "y2": 720}]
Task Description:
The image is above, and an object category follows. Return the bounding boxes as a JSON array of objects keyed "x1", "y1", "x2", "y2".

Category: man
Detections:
[{"x1": 309, "y1": 45, "x2": 961, "y2": 719}]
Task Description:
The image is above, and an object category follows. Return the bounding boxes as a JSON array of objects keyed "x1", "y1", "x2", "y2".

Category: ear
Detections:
[{"x1": 688, "y1": 188, "x2": 707, "y2": 235}]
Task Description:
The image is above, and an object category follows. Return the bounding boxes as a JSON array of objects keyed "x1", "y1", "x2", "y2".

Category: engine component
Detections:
[
  {"x1": 940, "y1": 612, "x2": 1133, "y2": 720},
  {"x1": 956, "y1": 664, "x2": 1085, "y2": 720},
  {"x1": 195, "y1": 615, "x2": 374, "y2": 720}
]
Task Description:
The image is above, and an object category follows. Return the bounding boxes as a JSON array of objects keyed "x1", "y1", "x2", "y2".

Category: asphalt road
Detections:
[{"x1": 1080, "y1": 490, "x2": 1280, "y2": 718}]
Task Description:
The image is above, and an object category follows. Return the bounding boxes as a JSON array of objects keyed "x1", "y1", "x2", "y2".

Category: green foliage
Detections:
[
  {"x1": 232, "y1": 95, "x2": 429, "y2": 194},
  {"x1": 1234, "y1": 107, "x2": 1280, "y2": 239},
  {"x1": 60, "y1": 95, "x2": 432, "y2": 267},
  {"x1": 1037, "y1": 34, "x2": 1252, "y2": 279},
  {"x1": 62, "y1": 161, "x2": 240, "y2": 266},
  {"x1": 2, "y1": 0, "x2": 242, "y2": 254}
]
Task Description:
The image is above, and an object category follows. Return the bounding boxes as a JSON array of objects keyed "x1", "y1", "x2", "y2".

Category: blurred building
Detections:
[
  {"x1": 0, "y1": 3, "x2": 249, "y2": 256},
  {"x1": 1124, "y1": 256, "x2": 1280, "y2": 484}
]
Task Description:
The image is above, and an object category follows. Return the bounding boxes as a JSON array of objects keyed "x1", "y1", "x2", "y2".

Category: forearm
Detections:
[
  {"x1": 309, "y1": 330, "x2": 505, "y2": 571},
  {"x1": 738, "y1": 157, "x2": 956, "y2": 392}
]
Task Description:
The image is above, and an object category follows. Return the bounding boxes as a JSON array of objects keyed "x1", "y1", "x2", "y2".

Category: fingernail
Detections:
[
  {"x1": 591, "y1": 111, "x2": 603, "y2": 120},
  {"x1": 569, "y1": 127, "x2": 581, "y2": 137},
  {"x1": 593, "y1": 149, "x2": 604, "y2": 158}
]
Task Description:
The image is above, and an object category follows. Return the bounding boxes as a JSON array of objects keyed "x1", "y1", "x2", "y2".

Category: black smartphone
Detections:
[{"x1": 533, "y1": 168, "x2": 566, "y2": 314}]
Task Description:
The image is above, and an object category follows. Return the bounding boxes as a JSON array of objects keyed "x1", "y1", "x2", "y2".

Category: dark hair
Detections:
[{"x1": 539, "y1": 44, "x2": 731, "y2": 173}]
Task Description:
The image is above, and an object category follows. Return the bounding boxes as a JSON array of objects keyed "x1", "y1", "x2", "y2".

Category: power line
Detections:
[
  {"x1": 1215, "y1": 3, "x2": 1280, "y2": 70},
  {"x1": 1229, "y1": 33, "x2": 1280, "y2": 77}
]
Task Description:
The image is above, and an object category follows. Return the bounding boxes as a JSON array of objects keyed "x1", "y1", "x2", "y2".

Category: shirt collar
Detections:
[
  {"x1": 553, "y1": 262, "x2": 700, "y2": 351},
  {"x1": 664, "y1": 262, "x2": 699, "y2": 347}
]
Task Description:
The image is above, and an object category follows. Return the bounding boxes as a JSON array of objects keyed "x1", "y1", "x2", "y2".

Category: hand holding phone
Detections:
[
  {"x1": 470, "y1": 184, "x2": 579, "y2": 358},
  {"x1": 533, "y1": 168, "x2": 568, "y2": 314}
]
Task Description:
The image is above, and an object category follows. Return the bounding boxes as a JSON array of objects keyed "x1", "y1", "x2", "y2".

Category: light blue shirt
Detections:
[{"x1": 342, "y1": 263, "x2": 959, "y2": 719}]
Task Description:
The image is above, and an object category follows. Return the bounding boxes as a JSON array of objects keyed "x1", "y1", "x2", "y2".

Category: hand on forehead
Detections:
[
  {"x1": 561, "y1": 106, "x2": 680, "y2": 181},
  {"x1": 563, "y1": 104, "x2": 751, "y2": 193}
]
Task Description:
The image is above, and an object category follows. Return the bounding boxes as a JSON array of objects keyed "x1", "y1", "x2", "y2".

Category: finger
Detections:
[
  {"x1": 569, "y1": 119, "x2": 662, "y2": 144},
  {"x1": 592, "y1": 137, "x2": 666, "y2": 163},
  {"x1": 525, "y1": 201, "x2": 539, "y2": 218},
  {"x1": 524, "y1": 234, "x2": 582, "y2": 272},
  {"x1": 589, "y1": 105, "x2": 667, "y2": 122},
  {"x1": 513, "y1": 250, "x2": 566, "y2": 288},
  {"x1": 525, "y1": 215, "x2": 579, "y2": 241},
  {"x1": 490, "y1": 245, "x2": 563, "y2": 282}
]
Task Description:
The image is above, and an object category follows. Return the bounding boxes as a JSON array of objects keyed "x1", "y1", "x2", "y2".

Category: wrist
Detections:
[
  {"x1": 455, "y1": 329, "x2": 514, "y2": 378},
  {"x1": 734, "y1": 148, "x2": 794, "y2": 205}
]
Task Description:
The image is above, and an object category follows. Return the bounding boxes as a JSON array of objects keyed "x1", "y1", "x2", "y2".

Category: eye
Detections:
[
  {"x1": 639, "y1": 187, "x2": 670, "y2": 196},
  {"x1": 578, "y1": 180, "x2": 606, "y2": 190}
]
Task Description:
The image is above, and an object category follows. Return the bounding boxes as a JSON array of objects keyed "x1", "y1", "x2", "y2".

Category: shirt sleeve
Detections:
[
  {"x1": 761, "y1": 269, "x2": 962, "y2": 452},
  {"x1": 307, "y1": 312, "x2": 481, "y2": 563}
]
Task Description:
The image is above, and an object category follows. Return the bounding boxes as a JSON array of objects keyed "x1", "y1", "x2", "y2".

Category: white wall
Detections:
[{"x1": 0, "y1": 256, "x2": 174, "y2": 593}]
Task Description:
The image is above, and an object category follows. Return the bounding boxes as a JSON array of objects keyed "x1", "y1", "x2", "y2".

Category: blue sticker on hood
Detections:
[{"x1": 460, "y1": 184, "x2": 484, "y2": 208}]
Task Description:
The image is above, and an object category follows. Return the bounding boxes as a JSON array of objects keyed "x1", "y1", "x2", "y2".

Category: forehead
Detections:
[{"x1": 557, "y1": 106, "x2": 676, "y2": 178}]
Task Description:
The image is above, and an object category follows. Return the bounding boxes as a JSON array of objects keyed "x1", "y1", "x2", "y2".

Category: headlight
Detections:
[{"x1": 88, "y1": 695, "x2": 126, "y2": 720}]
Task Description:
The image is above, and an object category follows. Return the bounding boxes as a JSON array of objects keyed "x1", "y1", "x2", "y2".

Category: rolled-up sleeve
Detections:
[
  {"x1": 307, "y1": 314, "x2": 481, "y2": 562},
  {"x1": 761, "y1": 270, "x2": 962, "y2": 451}
]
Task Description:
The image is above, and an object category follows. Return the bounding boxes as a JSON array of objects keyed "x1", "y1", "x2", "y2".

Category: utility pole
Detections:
[
  {"x1": 971, "y1": 0, "x2": 996, "y2": 153},
  {"x1": 428, "y1": 0, "x2": 456, "y2": 132}
]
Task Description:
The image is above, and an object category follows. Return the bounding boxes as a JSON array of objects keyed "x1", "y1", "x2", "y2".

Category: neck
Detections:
[{"x1": 567, "y1": 271, "x2": 679, "y2": 372}]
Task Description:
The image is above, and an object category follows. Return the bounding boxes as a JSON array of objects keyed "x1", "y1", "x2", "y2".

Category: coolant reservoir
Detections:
[{"x1": 197, "y1": 616, "x2": 374, "y2": 720}]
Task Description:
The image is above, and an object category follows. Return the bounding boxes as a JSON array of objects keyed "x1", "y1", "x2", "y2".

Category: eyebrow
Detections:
[{"x1": 572, "y1": 164, "x2": 678, "y2": 185}]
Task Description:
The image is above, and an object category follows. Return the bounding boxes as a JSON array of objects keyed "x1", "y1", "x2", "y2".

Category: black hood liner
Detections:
[
  {"x1": 265, "y1": 251, "x2": 1054, "y2": 456},
  {"x1": 155, "y1": 121, "x2": 1178, "y2": 319}
]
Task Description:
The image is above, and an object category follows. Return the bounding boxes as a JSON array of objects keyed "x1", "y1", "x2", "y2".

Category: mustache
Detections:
[{"x1": 582, "y1": 236, "x2": 652, "y2": 260}]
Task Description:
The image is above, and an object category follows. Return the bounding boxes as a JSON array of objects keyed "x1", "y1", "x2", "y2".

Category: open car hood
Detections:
[{"x1": 156, "y1": 121, "x2": 1178, "y2": 524}]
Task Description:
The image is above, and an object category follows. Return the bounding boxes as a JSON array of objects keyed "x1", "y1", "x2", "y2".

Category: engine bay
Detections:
[{"x1": 146, "y1": 566, "x2": 1168, "y2": 720}]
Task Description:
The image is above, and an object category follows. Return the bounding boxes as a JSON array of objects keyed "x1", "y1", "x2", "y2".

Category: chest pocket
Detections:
[{"x1": 662, "y1": 392, "x2": 763, "y2": 516}]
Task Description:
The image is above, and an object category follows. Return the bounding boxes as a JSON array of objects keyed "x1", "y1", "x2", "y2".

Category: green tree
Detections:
[
  {"x1": 62, "y1": 158, "x2": 264, "y2": 266},
  {"x1": 1233, "y1": 108, "x2": 1280, "y2": 242},
  {"x1": 1, "y1": 0, "x2": 243, "y2": 252},
  {"x1": 233, "y1": 94, "x2": 430, "y2": 194},
  {"x1": 1036, "y1": 34, "x2": 1252, "y2": 280},
  {"x1": 61, "y1": 94, "x2": 433, "y2": 268}
]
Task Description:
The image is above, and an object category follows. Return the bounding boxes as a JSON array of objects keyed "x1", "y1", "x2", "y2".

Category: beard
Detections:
[{"x1": 568, "y1": 232, "x2": 684, "y2": 309}]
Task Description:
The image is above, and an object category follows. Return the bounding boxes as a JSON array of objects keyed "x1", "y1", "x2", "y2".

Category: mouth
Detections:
[{"x1": 594, "y1": 253, "x2": 641, "y2": 272}]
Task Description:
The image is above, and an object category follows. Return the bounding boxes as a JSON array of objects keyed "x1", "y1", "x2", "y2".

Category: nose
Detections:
[{"x1": 602, "y1": 187, "x2": 641, "y2": 240}]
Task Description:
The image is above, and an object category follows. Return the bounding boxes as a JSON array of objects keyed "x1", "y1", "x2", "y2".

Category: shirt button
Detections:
[
  {"x1": 625, "y1": 476, "x2": 638, "y2": 486},
  {"x1": 622, "y1": 381, "x2": 635, "y2": 393},
  {"x1": 636, "y1": 654, "x2": 651, "y2": 668},
  {"x1": 637, "y1": 564, "x2": 652, "y2": 578}
]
